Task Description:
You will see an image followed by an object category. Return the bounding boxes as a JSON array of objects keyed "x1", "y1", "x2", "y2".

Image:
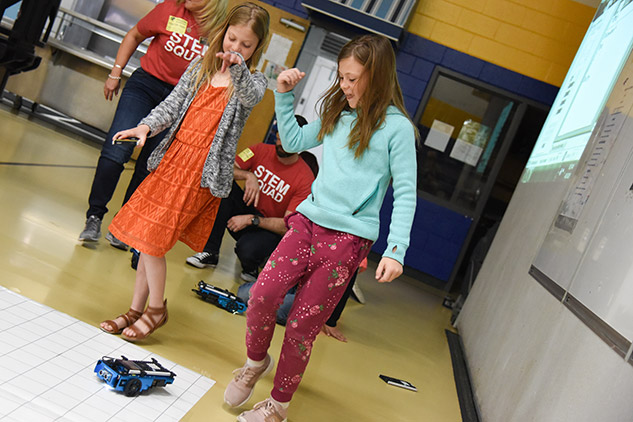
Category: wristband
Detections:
[
  {"x1": 113, "y1": 63, "x2": 122, "y2": 69},
  {"x1": 108, "y1": 74, "x2": 121, "y2": 80}
]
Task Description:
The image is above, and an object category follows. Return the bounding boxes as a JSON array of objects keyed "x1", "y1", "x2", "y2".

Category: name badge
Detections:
[
  {"x1": 166, "y1": 16, "x2": 188, "y2": 34},
  {"x1": 238, "y1": 148, "x2": 255, "y2": 162}
]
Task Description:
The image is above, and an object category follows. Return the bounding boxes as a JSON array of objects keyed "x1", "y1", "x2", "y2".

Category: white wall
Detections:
[{"x1": 456, "y1": 179, "x2": 633, "y2": 421}]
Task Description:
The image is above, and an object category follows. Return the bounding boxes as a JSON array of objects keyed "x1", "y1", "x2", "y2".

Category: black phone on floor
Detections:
[{"x1": 379, "y1": 374, "x2": 417, "y2": 392}]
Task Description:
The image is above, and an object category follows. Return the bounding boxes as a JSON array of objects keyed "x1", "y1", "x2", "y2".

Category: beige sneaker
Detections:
[
  {"x1": 224, "y1": 355, "x2": 274, "y2": 407},
  {"x1": 237, "y1": 398, "x2": 288, "y2": 422}
]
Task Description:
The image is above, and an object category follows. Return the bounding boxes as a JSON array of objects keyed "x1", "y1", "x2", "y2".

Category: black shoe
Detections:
[
  {"x1": 131, "y1": 248, "x2": 139, "y2": 270},
  {"x1": 240, "y1": 268, "x2": 259, "y2": 283},
  {"x1": 186, "y1": 251, "x2": 219, "y2": 268}
]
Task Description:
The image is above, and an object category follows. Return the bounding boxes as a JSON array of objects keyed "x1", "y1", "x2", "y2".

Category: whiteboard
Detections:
[
  {"x1": 533, "y1": 51, "x2": 633, "y2": 343},
  {"x1": 524, "y1": 0, "x2": 633, "y2": 182},
  {"x1": 567, "y1": 106, "x2": 633, "y2": 341}
]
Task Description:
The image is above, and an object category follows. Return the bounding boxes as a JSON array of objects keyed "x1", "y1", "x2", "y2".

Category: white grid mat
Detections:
[{"x1": 0, "y1": 286, "x2": 215, "y2": 422}]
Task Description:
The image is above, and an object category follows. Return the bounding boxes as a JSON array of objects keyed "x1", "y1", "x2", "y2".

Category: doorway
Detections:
[{"x1": 410, "y1": 67, "x2": 549, "y2": 294}]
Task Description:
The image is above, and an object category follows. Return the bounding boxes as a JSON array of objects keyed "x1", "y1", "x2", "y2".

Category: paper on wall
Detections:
[
  {"x1": 264, "y1": 33, "x2": 292, "y2": 66},
  {"x1": 264, "y1": 62, "x2": 288, "y2": 90},
  {"x1": 450, "y1": 120, "x2": 490, "y2": 166},
  {"x1": 424, "y1": 120, "x2": 454, "y2": 152}
]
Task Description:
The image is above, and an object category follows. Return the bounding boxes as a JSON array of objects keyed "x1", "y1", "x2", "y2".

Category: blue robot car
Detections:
[
  {"x1": 192, "y1": 280, "x2": 247, "y2": 314},
  {"x1": 94, "y1": 355, "x2": 176, "y2": 397}
]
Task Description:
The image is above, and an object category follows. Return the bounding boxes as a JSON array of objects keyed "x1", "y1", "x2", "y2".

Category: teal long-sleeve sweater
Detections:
[{"x1": 274, "y1": 90, "x2": 417, "y2": 264}]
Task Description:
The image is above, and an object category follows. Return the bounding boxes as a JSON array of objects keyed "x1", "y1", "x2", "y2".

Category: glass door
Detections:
[
  {"x1": 389, "y1": 67, "x2": 530, "y2": 290},
  {"x1": 417, "y1": 72, "x2": 519, "y2": 217}
]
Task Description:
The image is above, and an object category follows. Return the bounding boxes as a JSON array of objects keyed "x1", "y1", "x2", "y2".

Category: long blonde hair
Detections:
[
  {"x1": 318, "y1": 34, "x2": 417, "y2": 158},
  {"x1": 177, "y1": 0, "x2": 228, "y2": 39},
  {"x1": 193, "y1": 2, "x2": 270, "y2": 91}
]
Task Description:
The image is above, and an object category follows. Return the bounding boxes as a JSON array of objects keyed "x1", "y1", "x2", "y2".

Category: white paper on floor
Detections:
[{"x1": 0, "y1": 286, "x2": 215, "y2": 422}]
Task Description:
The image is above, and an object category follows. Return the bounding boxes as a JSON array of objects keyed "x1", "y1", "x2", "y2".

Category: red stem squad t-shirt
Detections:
[
  {"x1": 136, "y1": 0, "x2": 208, "y2": 86},
  {"x1": 235, "y1": 144, "x2": 315, "y2": 218}
]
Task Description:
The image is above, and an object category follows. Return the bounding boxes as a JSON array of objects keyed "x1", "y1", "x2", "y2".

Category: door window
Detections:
[{"x1": 417, "y1": 73, "x2": 517, "y2": 215}]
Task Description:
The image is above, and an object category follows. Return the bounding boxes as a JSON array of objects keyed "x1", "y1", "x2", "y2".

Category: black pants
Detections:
[{"x1": 204, "y1": 181, "x2": 282, "y2": 273}]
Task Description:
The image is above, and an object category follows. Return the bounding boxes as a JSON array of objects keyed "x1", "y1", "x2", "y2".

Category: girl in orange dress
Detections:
[{"x1": 99, "y1": 3, "x2": 270, "y2": 342}]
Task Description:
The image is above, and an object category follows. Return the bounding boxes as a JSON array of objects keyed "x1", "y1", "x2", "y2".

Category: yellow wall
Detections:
[{"x1": 407, "y1": 0, "x2": 596, "y2": 86}]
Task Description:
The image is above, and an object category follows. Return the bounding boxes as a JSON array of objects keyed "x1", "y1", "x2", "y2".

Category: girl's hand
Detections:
[
  {"x1": 112, "y1": 125, "x2": 150, "y2": 148},
  {"x1": 276, "y1": 68, "x2": 305, "y2": 93},
  {"x1": 375, "y1": 257, "x2": 403, "y2": 283},
  {"x1": 104, "y1": 78, "x2": 121, "y2": 101},
  {"x1": 216, "y1": 51, "x2": 243, "y2": 73}
]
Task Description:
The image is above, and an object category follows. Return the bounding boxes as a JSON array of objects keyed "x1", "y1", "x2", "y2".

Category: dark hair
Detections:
[
  {"x1": 295, "y1": 114, "x2": 308, "y2": 127},
  {"x1": 300, "y1": 151, "x2": 319, "y2": 177},
  {"x1": 270, "y1": 114, "x2": 307, "y2": 139}
]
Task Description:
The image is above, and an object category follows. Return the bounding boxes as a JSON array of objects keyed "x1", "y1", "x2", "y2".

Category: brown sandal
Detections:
[
  {"x1": 121, "y1": 299, "x2": 168, "y2": 342},
  {"x1": 100, "y1": 308, "x2": 143, "y2": 335}
]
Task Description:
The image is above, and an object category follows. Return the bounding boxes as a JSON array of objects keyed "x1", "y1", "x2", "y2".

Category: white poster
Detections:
[
  {"x1": 450, "y1": 120, "x2": 490, "y2": 166},
  {"x1": 424, "y1": 120, "x2": 454, "y2": 152},
  {"x1": 264, "y1": 33, "x2": 292, "y2": 66}
]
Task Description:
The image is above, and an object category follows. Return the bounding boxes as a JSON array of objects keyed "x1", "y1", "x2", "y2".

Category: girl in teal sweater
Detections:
[{"x1": 225, "y1": 34, "x2": 418, "y2": 422}]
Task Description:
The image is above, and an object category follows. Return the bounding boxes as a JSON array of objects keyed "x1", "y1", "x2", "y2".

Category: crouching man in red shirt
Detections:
[{"x1": 186, "y1": 115, "x2": 315, "y2": 282}]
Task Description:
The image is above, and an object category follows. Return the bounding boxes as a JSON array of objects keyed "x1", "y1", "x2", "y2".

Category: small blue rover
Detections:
[
  {"x1": 192, "y1": 280, "x2": 247, "y2": 314},
  {"x1": 94, "y1": 355, "x2": 176, "y2": 396}
]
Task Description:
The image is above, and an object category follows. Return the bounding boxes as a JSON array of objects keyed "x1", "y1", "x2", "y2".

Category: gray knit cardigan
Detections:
[{"x1": 142, "y1": 56, "x2": 267, "y2": 198}]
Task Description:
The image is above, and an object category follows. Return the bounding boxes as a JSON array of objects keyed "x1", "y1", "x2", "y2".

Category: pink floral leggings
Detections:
[{"x1": 246, "y1": 212, "x2": 372, "y2": 402}]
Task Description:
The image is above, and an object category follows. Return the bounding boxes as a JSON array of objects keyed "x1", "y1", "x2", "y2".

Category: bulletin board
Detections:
[
  {"x1": 532, "y1": 50, "x2": 633, "y2": 357},
  {"x1": 231, "y1": 0, "x2": 309, "y2": 154}
]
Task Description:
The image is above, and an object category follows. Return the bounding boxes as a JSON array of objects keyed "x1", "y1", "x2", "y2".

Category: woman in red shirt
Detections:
[{"x1": 79, "y1": 0, "x2": 227, "y2": 249}]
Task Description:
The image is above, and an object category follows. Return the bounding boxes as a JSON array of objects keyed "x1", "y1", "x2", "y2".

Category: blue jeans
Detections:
[{"x1": 86, "y1": 68, "x2": 174, "y2": 219}]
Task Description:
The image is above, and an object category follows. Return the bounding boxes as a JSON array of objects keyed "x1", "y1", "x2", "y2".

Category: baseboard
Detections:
[{"x1": 445, "y1": 329, "x2": 481, "y2": 422}]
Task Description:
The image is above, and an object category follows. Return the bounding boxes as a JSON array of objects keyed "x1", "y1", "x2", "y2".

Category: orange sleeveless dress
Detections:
[{"x1": 109, "y1": 85, "x2": 228, "y2": 257}]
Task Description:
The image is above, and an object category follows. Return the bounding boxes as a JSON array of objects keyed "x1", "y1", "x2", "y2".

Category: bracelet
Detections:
[
  {"x1": 114, "y1": 63, "x2": 122, "y2": 69},
  {"x1": 108, "y1": 74, "x2": 121, "y2": 80}
]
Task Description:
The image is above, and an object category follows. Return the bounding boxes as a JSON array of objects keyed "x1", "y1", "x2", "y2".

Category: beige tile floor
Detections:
[{"x1": 0, "y1": 105, "x2": 461, "y2": 421}]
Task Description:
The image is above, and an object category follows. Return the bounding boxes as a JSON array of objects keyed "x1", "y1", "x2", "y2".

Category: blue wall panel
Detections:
[
  {"x1": 400, "y1": 33, "x2": 447, "y2": 63},
  {"x1": 395, "y1": 32, "x2": 559, "y2": 108},
  {"x1": 267, "y1": 0, "x2": 309, "y2": 19},
  {"x1": 372, "y1": 187, "x2": 472, "y2": 282},
  {"x1": 440, "y1": 49, "x2": 485, "y2": 78}
]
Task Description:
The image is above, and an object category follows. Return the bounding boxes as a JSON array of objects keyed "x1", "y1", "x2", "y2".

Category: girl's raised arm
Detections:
[
  {"x1": 223, "y1": 51, "x2": 267, "y2": 108},
  {"x1": 276, "y1": 68, "x2": 305, "y2": 93},
  {"x1": 273, "y1": 68, "x2": 321, "y2": 153}
]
